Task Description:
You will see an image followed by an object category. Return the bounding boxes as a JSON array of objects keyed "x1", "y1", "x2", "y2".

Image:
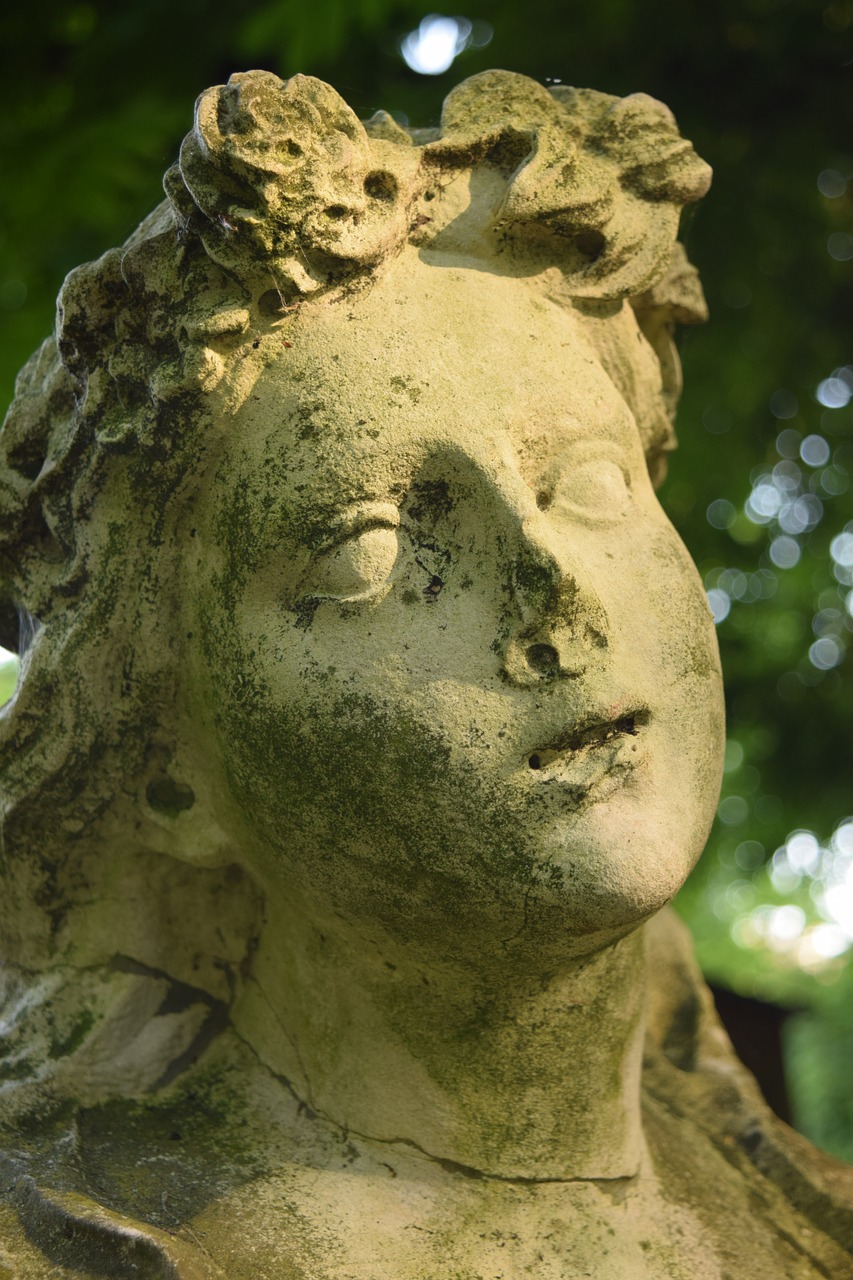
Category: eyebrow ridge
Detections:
[{"x1": 314, "y1": 501, "x2": 402, "y2": 553}]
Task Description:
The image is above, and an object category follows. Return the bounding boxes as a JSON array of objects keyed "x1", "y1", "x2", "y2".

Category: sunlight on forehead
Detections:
[{"x1": 230, "y1": 253, "x2": 662, "y2": 549}]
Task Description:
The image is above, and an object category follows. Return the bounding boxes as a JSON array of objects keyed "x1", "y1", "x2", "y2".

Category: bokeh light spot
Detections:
[
  {"x1": 776, "y1": 428, "x2": 802, "y2": 459},
  {"x1": 822, "y1": 885, "x2": 853, "y2": 938},
  {"x1": 746, "y1": 481, "x2": 782, "y2": 523},
  {"x1": 706, "y1": 498, "x2": 736, "y2": 530},
  {"x1": 773, "y1": 459, "x2": 802, "y2": 490},
  {"x1": 816, "y1": 372, "x2": 853, "y2": 409},
  {"x1": 734, "y1": 839, "x2": 765, "y2": 871},
  {"x1": 768, "y1": 904, "x2": 806, "y2": 948},
  {"x1": 769, "y1": 388, "x2": 798, "y2": 419},
  {"x1": 707, "y1": 587, "x2": 731, "y2": 623},
  {"x1": 786, "y1": 830, "x2": 821, "y2": 875},
  {"x1": 809, "y1": 635, "x2": 844, "y2": 670},
  {"x1": 702, "y1": 406, "x2": 732, "y2": 434},
  {"x1": 832, "y1": 820, "x2": 853, "y2": 856},
  {"x1": 807, "y1": 924, "x2": 849, "y2": 960},
  {"x1": 817, "y1": 168, "x2": 848, "y2": 198},
  {"x1": 769, "y1": 534, "x2": 800, "y2": 568},
  {"x1": 779, "y1": 494, "x2": 823, "y2": 535},
  {"x1": 724, "y1": 739, "x2": 744, "y2": 772},
  {"x1": 830, "y1": 530, "x2": 853, "y2": 568},
  {"x1": 400, "y1": 14, "x2": 492, "y2": 74},
  {"x1": 718, "y1": 795, "x2": 749, "y2": 825},
  {"x1": 818, "y1": 465, "x2": 848, "y2": 496},
  {"x1": 827, "y1": 232, "x2": 853, "y2": 262},
  {"x1": 800, "y1": 434, "x2": 831, "y2": 467},
  {"x1": 770, "y1": 847, "x2": 802, "y2": 894}
]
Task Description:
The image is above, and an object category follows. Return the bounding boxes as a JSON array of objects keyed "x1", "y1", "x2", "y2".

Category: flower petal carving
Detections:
[
  {"x1": 426, "y1": 71, "x2": 711, "y2": 299},
  {"x1": 175, "y1": 71, "x2": 417, "y2": 298}
]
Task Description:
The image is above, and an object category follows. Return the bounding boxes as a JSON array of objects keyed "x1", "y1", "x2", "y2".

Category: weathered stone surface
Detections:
[{"x1": 0, "y1": 68, "x2": 850, "y2": 1278}]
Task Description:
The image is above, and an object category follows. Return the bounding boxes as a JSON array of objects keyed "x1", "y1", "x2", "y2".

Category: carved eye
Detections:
[
  {"x1": 555, "y1": 457, "x2": 631, "y2": 520},
  {"x1": 304, "y1": 524, "x2": 400, "y2": 602}
]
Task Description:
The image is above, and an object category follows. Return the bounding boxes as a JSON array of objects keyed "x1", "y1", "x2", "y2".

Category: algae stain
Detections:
[
  {"x1": 49, "y1": 1010, "x2": 95, "y2": 1060},
  {"x1": 389, "y1": 375, "x2": 422, "y2": 404}
]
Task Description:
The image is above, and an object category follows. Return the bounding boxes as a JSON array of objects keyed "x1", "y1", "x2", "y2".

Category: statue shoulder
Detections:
[{"x1": 643, "y1": 908, "x2": 853, "y2": 1260}]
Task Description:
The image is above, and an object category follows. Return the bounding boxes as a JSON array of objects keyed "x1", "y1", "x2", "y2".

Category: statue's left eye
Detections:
[{"x1": 305, "y1": 525, "x2": 400, "y2": 601}]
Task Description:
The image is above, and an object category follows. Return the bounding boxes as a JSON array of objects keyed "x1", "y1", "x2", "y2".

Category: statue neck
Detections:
[{"x1": 232, "y1": 893, "x2": 647, "y2": 1181}]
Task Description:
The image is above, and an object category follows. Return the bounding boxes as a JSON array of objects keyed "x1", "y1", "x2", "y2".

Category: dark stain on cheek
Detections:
[
  {"x1": 407, "y1": 479, "x2": 455, "y2": 524},
  {"x1": 291, "y1": 598, "x2": 321, "y2": 630},
  {"x1": 293, "y1": 399, "x2": 329, "y2": 443}
]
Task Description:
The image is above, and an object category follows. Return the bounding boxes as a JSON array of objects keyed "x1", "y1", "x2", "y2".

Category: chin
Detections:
[{"x1": 528, "y1": 794, "x2": 710, "y2": 942}]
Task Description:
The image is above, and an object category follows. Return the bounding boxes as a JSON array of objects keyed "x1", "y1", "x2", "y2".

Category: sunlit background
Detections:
[{"x1": 1, "y1": 0, "x2": 851, "y2": 1159}]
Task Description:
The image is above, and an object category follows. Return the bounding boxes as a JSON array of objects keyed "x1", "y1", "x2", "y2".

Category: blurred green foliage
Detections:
[
  {"x1": 0, "y1": 663, "x2": 15, "y2": 706},
  {"x1": 1, "y1": 0, "x2": 852, "y2": 1158}
]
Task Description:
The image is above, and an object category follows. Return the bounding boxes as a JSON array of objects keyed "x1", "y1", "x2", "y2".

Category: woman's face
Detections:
[{"x1": 192, "y1": 256, "x2": 724, "y2": 965}]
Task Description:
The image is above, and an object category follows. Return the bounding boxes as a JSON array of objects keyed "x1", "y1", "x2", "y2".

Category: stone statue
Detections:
[{"x1": 0, "y1": 69, "x2": 850, "y2": 1279}]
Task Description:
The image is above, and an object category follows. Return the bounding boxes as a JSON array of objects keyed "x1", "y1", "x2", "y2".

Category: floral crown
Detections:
[{"x1": 165, "y1": 67, "x2": 709, "y2": 304}]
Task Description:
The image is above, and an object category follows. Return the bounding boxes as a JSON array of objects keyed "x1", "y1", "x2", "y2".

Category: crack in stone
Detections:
[
  {"x1": 242, "y1": 973, "x2": 319, "y2": 1113},
  {"x1": 227, "y1": 1021, "x2": 641, "y2": 1188},
  {"x1": 7, "y1": 958, "x2": 639, "y2": 1189}
]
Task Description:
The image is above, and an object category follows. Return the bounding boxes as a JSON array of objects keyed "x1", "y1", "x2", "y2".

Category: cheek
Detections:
[
  {"x1": 622, "y1": 519, "x2": 720, "y2": 682},
  {"x1": 598, "y1": 513, "x2": 724, "y2": 754},
  {"x1": 659, "y1": 529, "x2": 720, "y2": 677},
  {"x1": 637, "y1": 525, "x2": 725, "y2": 814},
  {"x1": 206, "y1": 667, "x2": 533, "y2": 934}
]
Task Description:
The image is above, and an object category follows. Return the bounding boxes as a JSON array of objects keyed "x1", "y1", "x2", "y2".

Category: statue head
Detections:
[{"x1": 0, "y1": 69, "x2": 723, "y2": 989}]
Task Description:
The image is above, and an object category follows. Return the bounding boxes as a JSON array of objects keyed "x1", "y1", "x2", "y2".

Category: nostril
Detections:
[{"x1": 525, "y1": 642, "x2": 559, "y2": 675}]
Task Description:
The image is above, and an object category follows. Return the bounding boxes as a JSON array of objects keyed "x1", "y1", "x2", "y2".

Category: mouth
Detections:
[{"x1": 526, "y1": 710, "x2": 649, "y2": 800}]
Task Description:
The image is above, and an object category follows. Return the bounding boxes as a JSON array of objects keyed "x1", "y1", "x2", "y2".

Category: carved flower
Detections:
[
  {"x1": 172, "y1": 71, "x2": 415, "y2": 300},
  {"x1": 426, "y1": 71, "x2": 711, "y2": 299}
]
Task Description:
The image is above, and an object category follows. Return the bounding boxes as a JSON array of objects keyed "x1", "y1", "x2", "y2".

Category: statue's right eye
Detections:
[{"x1": 302, "y1": 524, "x2": 401, "y2": 602}]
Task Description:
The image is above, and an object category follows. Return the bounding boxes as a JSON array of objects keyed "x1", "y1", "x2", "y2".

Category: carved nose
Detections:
[
  {"x1": 504, "y1": 625, "x2": 599, "y2": 685},
  {"x1": 500, "y1": 517, "x2": 610, "y2": 686}
]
